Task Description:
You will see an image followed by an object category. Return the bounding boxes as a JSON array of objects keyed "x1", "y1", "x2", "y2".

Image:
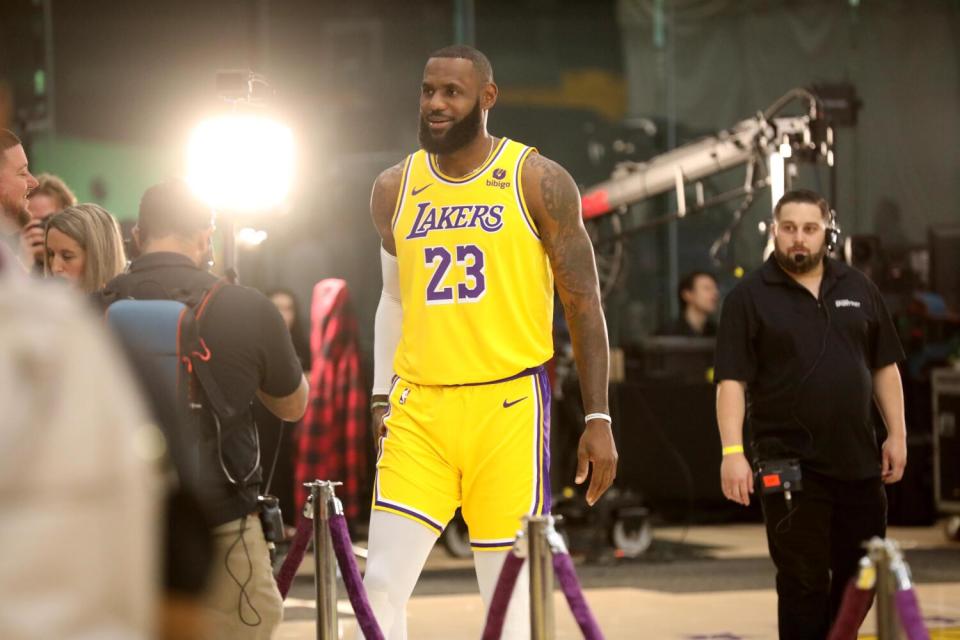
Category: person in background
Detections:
[
  {"x1": 658, "y1": 270, "x2": 719, "y2": 337},
  {"x1": 97, "y1": 179, "x2": 308, "y2": 640},
  {"x1": 0, "y1": 128, "x2": 39, "y2": 241},
  {"x1": 253, "y1": 287, "x2": 312, "y2": 532},
  {"x1": 268, "y1": 288, "x2": 311, "y2": 370},
  {"x1": 27, "y1": 173, "x2": 76, "y2": 221},
  {"x1": 44, "y1": 203, "x2": 127, "y2": 294},
  {"x1": 715, "y1": 189, "x2": 907, "y2": 639},
  {"x1": 21, "y1": 173, "x2": 77, "y2": 272}
]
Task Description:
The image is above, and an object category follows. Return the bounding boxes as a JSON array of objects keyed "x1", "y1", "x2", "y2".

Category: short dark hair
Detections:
[
  {"x1": 773, "y1": 189, "x2": 830, "y2": 221},
  {"x1": 0, "y1": 129, "x2": 23, "y2": 166},
  {"x1": 678, "y1": 270, "x2": 717, "y2": 308},
  {"x1": 427, "y1": 45, "x2": 494, "y2": 83},
  {"x1": 137, "y1": 179, "x2": 213, "y2": 242}
]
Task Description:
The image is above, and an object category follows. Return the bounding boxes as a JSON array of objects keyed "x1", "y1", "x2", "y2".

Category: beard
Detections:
[
  {"x1": 774, "y1": 242, "x2": 827, "y2": 274},
  {"x1": 418, "y1": 99, "x2": 483, "y2": 155},
  {"x1": 1, "y1": 200, "x2": 31, "y2": 229}
]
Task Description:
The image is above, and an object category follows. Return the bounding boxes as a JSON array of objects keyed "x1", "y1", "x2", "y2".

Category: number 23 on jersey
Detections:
[{"x1": 424, "y1": 244, "x2": 486, "y2": 304}]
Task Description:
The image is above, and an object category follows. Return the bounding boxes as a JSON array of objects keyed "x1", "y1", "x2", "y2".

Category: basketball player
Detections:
[{"x1": 362, "y1": 45, "x2": 617, "y2": 638}]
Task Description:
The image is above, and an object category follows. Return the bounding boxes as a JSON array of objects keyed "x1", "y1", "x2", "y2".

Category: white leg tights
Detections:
[
  {"x1": 360, "y1": 511, "x2": 530, "y2": 639},
  {"x1": 360, "y1": 511, "x2": 437, "y2": 640},
  {"x1": 474, "y1": 549, "x2": 530, "y2": 640}
]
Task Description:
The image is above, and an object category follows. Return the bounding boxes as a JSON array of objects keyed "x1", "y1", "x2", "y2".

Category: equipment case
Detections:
[{"x1": 933, "y1": 368, "x2": 960, "y2": 514}]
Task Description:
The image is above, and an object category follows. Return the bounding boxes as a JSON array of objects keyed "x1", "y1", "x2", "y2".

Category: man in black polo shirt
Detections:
[
  {"x1": 715, "y1": 189, "x2": 907, "y2": 639},
  {"x1": 99, "y1": 179, "x2": 308, "y2": 639}
]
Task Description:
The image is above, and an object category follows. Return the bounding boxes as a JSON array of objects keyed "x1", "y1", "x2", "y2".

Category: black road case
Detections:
[{"x1": 933, "y1": 368, "x2": 960, "y2": 514}]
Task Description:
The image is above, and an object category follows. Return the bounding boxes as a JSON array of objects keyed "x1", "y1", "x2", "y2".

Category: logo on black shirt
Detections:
[{"x1": 835, "y1": 299, "x2": 861, "y2": 308}]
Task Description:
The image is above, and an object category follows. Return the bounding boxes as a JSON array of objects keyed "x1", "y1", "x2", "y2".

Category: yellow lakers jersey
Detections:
[{"x1": 391, "y1": 138, "x2": 554, "y2": 386}]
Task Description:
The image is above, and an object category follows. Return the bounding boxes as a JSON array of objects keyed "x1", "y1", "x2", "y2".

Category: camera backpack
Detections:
[{"x1": 104, "y1": 279, "x2": 256, "y2": 486}]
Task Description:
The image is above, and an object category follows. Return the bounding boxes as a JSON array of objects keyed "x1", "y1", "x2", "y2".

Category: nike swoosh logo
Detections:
[
  {"x1": 411, "y1": 183, "x2": 432, "y2": 196},
  {"x1": 502, "y1": 397, "x2": 527, "y2": 408}
]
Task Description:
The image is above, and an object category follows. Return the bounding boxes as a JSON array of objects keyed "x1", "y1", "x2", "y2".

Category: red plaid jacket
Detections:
[{"x1": 295, "y1": 279, "x2": 367, "y2": 521}]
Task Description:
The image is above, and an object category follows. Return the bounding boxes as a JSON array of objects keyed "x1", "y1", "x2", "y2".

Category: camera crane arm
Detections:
[{"x1": 580, "y1": 88, "x2": 831, "y2": 222}]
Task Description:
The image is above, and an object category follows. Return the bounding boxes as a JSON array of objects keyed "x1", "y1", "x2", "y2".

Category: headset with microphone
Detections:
[
  {"x1": 781, "y1": 207, "x2": 841, "y2": 267},
  {"x1": 766, "y1": 200, "x2": 842, "y2": 262},
  {"x1": 826, "y1": 208, "x2": 841, "y2": 253}
]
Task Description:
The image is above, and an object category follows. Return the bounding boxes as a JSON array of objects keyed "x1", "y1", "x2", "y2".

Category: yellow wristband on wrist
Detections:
[{"x1": 722, "y1": 444, "x2": 744, "y2": 456}]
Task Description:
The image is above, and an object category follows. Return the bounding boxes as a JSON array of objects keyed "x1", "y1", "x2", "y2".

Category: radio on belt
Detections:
[{"x1": 757, "y1": 458, "x2": 803, "y2": 509}]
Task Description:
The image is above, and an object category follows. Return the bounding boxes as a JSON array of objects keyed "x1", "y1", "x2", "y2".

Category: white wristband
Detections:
[{"x1": 584, "y1": 412, "x2": 612, "y2": 425}]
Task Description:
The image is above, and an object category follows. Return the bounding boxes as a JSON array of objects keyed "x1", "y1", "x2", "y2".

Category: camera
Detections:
[{"x1": 257, "y1": 494, "x2": 285, "y2": 544}]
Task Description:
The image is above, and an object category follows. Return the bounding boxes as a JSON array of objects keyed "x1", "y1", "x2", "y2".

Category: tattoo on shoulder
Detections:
[{"x1": 527, "y1": 153, "x2": 579, "y2": 225}]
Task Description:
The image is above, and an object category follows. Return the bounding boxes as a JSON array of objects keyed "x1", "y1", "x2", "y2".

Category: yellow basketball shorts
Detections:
[{"x1": 373, "y1": 367, "x2": 551, "y2": 551}]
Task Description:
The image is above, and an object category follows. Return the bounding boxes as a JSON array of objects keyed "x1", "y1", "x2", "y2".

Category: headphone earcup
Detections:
[{"x1": 827, "y1": 210, "x2": 840, "y2": 251}]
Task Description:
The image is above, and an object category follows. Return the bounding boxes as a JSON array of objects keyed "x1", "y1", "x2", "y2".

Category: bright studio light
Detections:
[
  {"x1": 186, "y1": 114, "x2": 294, "y2": 213},
  {"x1": 237, "y1": 227, "x2": 268, "y2": 247}
]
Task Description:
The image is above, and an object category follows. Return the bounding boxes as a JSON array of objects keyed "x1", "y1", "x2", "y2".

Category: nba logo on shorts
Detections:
[{"x1": 399, "y1": 388, "x2": 410, "y2": 405}]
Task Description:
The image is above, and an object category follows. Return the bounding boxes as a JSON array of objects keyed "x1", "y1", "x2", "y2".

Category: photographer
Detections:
[
  {"x1": 714, "y1": 189, "x2": 907, "y2": 639},
  {"x1": 98, "y1": 179, "x2": 308, "y2": 640},
  {"x1": 23, "y1": 173, "x2": 77, "y2": 273}
]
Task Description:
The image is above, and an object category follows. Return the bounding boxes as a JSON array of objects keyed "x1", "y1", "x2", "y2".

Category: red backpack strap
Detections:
[
  {"x1": 181, "y1": 277, "x2": 238, "y2": 422},
  {"x1": 194, "y1": 277, "x2": 231, "y2": 323}
]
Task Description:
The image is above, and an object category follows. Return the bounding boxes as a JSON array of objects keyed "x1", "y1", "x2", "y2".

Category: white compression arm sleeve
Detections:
[{"x1": 373, "y1": 246, "x2": 402, "y2": 396}]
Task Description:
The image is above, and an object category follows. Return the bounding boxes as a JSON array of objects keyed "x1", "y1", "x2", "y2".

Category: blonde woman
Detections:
[{"x1": 45, "y1": 204, "x2": 127, "y2": 293}]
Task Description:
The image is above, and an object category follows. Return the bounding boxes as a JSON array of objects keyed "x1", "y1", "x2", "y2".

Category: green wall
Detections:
[{"x1": 30, "y1": 134, "x2": 177, "y2": 221}]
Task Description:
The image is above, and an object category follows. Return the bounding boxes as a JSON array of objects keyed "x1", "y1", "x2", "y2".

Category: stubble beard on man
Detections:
[
  {"x1": 774, "y1": 242, "x2": 827, "y2": 274},
  {"x1": 0, "y1": 196, "x2": 32, "y2": 229},
  {"x1": 418, "y1": 99, "x2": 483, "y2": 155}
]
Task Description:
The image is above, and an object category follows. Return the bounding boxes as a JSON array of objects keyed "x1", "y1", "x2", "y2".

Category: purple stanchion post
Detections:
[
  {"x1": 480, "y1": 551, "x2": 526, "y2": 640},
  {"x1": 276, "y1": 516, "x2": 314, "y2": 600},
  {"x1": 553, "y1": 552, "x2": 604, "y2": 640},
  {"x1": 328, "y1": 513, "x2": 385, "y2": 640}
]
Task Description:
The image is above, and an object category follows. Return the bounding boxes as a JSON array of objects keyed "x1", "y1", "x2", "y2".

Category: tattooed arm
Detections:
[{"x1": 522, "y1": 151, "x2": 618, "y2": 506}]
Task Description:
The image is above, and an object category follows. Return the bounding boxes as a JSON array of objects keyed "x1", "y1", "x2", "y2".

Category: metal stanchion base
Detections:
[{"x1": 305, "y1": 480, "x2": 343, "y2": 640}]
